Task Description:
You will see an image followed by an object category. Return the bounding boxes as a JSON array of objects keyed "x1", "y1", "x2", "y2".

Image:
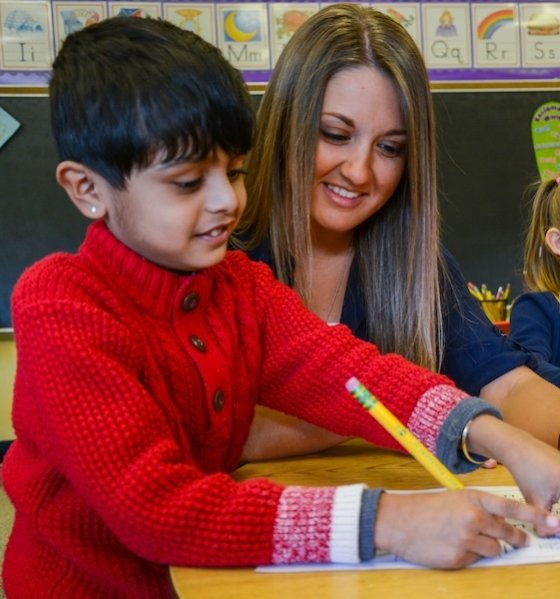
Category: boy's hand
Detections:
[{"x1": 375, "y1": 489, "x2": 560, "y2": 569}]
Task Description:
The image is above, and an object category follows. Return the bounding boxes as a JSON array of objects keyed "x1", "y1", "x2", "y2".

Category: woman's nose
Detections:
[{"x1": 339, "y1": 147, "x2": 372, "y2": 186}]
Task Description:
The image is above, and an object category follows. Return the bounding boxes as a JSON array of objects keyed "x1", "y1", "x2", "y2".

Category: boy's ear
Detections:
[
  {"x1": 545, "y1": 227, "x2": 560, "y2": 256},
  {"x1": 55, "y1": 160, "x2": 107, "y2": 220}
]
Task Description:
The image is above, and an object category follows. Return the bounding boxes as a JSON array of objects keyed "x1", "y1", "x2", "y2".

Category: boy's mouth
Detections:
[
  {"x1": 196, "y1": 224, "x2": 232, "y2": 243},
  {"x1": 206, "y1": 227, "x2": 227, "y2": 238}
]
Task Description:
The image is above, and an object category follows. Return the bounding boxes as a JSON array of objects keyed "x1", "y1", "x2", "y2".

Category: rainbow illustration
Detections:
[{"x1": 477, "y1": 8, "x2": 515, "y2": 39}]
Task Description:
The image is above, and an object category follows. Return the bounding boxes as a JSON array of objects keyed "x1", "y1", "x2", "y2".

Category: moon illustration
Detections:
[{"x1": 224, "y1": 10, "x2": 259, "y2": 42}]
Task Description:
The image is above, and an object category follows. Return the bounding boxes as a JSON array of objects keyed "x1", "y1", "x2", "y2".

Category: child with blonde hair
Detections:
[{"x1": 510, "y1": 177, "x2": 560, "y2": 385}]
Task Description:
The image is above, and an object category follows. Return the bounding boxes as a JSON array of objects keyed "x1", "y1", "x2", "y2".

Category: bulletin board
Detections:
[{"x1": 1, "y1": 1, "x2": 560, "y2": 87}]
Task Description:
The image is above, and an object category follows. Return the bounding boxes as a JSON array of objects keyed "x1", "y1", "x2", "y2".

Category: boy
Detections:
[{"x1": 3, "y1": 17, "x2": 560, "y2": 599}]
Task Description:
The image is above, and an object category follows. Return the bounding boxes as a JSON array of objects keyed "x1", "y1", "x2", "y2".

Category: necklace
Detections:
[{"x1": 323, "y1": 252, "x2": 353, "y2": 324}]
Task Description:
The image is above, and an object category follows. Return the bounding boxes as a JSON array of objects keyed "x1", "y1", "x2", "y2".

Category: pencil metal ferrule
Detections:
[{"x1": 354, "y1": 386, "x2": 376, "y2": 410}]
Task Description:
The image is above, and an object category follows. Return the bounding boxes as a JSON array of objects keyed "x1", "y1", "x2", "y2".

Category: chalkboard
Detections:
[
  {"x1": 0, "y1": 95, "x2": 88, "y2": 327},
  {"x1": 0, "y1": 90, "x2": 558, "y2": 327},
  {"x1": 433, "y1": 90, "x2": 558, "y2": 303}
]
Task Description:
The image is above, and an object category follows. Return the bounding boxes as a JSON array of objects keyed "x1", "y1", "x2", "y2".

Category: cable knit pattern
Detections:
[{"x1": 3, "y1": 222, "x2": 470, "y2": 598}]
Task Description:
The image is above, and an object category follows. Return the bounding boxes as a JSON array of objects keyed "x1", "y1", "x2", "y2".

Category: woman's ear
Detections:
[
  {"x1": 55, "y1": 161, "x2": 107, "y2": 220},
  {"x1": 545, "y1": 227, "x2": 560, "y2": 256}
]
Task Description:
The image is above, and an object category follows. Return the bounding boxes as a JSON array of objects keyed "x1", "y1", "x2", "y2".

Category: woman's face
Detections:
[{"x1": 311, "y1": 65, "x2": 407, "y2": 240}]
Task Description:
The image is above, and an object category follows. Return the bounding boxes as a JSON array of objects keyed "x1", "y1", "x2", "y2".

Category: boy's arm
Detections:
[
  {"x1": 10, "y1": 288, "x2": 365, "y2": 566},
  {"x1": 247, "y1": 257, "x2": 473, "y2": 459}
]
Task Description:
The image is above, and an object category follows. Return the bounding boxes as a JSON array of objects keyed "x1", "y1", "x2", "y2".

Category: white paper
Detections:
[{"x1": 257, "y1": 486, "x2": 560, "y2": 573}]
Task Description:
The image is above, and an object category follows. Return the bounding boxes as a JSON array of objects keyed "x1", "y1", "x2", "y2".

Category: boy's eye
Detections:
[
  {"x1": 227, "y1": 168, "x2": 246, "y2": 182},
  {"x1": 175, "y1": 177, "x2": 203, "y2": 192}
]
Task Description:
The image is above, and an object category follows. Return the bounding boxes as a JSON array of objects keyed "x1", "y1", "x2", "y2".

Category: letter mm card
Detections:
[{"x1": 216, "y1": 3, "x2": 269, "y2": 70}]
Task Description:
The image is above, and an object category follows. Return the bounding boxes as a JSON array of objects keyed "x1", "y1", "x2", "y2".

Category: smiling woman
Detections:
[
  {"x1": 237, "y1": 3, "x2": 448, "y2": 369},
  {"x1": 235, "y1": 2, "x2": 560, "y2": 459},
  {"x1": 298, "y1": 63, "x2": 407, "y2": 325},
  {"x1": 310, "y1": 66, "x2": 406, "y2": 270}
]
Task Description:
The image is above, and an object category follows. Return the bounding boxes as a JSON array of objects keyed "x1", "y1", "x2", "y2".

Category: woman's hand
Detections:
[
  {"x1": 466, "y1": 414, "x2": 560, "y2": 528},
  {"x1": 375, "y1": 489, "x2": 560, "y2": 569}
]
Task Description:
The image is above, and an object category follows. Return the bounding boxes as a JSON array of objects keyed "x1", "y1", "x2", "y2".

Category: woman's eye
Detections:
[
  {"x1": 227, "y1": 168, "x2": 246, "y2": 182},
  {"x1": 320, "y1": 128, "x2": 350, "y2": 143},
  {"x1": 378, "y1": 142, "x2": 404, "y2": 157}
]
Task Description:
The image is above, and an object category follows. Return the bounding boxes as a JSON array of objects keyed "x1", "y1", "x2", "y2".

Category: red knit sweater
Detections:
[{"x1": 3, "y1": 222, "x2": 467, "y2": 598}]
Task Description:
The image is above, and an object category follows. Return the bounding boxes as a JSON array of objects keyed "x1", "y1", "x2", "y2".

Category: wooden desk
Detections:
[{"x1": 170, "y1": 440, "x2": 560, "y2": 598}]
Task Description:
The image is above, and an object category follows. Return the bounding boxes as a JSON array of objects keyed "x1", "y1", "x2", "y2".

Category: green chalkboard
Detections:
[{"x1": 0, "y1": 89, "x2": 558, "y2": 326}]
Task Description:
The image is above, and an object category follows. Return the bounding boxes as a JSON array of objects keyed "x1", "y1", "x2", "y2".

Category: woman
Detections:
[{"x1": 236, "y1": 4, "x2": 560, "y2": 460}]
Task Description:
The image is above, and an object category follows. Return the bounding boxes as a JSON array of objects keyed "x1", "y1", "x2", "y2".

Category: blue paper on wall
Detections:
[{"x1": 0, "y1": 106, "x2": 21, "y2": 149}]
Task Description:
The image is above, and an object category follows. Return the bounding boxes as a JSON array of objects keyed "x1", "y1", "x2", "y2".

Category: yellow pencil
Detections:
[{"x1": 346, "y1": 377, "x2": 464, "y2": 490}]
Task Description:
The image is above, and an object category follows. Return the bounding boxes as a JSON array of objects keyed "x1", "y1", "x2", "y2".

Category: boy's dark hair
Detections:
[{"x1": 50, "y1": 17, "x2": 254, "y2": 188}]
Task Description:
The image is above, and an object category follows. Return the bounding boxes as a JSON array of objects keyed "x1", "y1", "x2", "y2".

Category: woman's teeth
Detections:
[{"x1": 328, "y1": 184, "x2": 360, "y2": 199}]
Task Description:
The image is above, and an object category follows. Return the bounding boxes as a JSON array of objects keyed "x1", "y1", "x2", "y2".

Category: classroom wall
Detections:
[{"x1": 0, "y1": 336, "x2": 16, "y2": 441}]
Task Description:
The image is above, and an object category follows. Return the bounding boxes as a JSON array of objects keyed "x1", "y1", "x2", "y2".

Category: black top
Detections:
[{"x1": 245, "y1": 241, "x2": 536, "y2": 395}]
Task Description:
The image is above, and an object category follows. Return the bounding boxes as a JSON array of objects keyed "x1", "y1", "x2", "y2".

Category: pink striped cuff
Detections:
[
  {"x1": 407, "y1": 384, "x2": 469, "y2": 453},
  {"x1": 272, "y1": 484, "x2": 364, "y2": 564}
]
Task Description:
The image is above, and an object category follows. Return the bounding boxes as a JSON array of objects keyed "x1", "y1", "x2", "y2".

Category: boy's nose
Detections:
[{"x1": 207, "y1": 176, "x2": 239, "y2": 213}]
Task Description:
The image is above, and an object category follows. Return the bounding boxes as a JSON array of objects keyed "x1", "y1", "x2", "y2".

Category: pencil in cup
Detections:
[
  {"x1": 346, "y1": 377, "x2": 464, "y2": 491},
  {"x1": 479, "y1": 299, "x2": 508, "y2": 323}
]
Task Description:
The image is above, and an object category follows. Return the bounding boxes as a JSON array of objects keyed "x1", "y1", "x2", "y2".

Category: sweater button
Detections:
[
  {"x1": 189, "y1": 335, "x2": 206, "y2": 352},
  {"x1": 213, "y1": 389, "x2": 225, "y2": 412},
  {"x1": 182, "y1": 292, "x2": 199, "y2": 312}
]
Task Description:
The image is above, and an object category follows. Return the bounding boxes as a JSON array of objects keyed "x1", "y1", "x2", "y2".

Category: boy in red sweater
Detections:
[{"x1": 3, "y1": 16, "x2": 560, "y2": 598}]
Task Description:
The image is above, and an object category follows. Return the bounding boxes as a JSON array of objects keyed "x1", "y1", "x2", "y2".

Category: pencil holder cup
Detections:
[{"x1": 479, "y1": 299, "x2": 507, "y2": 323}]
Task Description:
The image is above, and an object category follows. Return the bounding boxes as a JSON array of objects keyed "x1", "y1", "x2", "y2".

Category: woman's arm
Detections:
[
  {"x1": 481, "y1": 365, "x2": 560, "y2": 449},
  {"x1": 439, "y1": 249, "x2": 532, "y2": 395},
  {"x1": 240, "y1": 406, "x2": 349, "y2": 463}
]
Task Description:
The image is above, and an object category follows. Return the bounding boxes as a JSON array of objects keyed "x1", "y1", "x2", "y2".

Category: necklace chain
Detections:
[{"x1": 323, "y1": 253, "x2": 352, "y2": 324}]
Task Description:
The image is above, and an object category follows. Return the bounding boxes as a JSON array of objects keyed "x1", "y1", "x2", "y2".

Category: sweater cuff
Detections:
[
  {"x1": 272, "y1": 484, "x2": 365, "y2": 564},
  {"x1": 407, "y1": 385, "x2": 470, "y2": 454},
  {"x1": 436, "y1": 397, "x2": 502, "y2": 473},
  {"x1": 330, "y1": 483, "x2": 367, "y2": 563},
  {"x1": 359, "y1": 488, "x2": 383, "y2": 561}
]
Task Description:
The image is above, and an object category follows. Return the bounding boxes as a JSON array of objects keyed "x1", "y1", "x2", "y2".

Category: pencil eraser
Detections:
[{"x1": 345, "y1": 377, "x2": 359, "y2": 392}]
